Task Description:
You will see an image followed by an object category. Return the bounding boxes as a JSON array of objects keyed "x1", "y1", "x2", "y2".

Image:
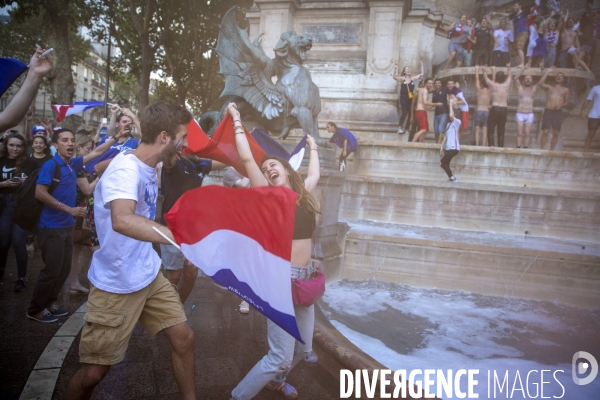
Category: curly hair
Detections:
[
  {"x1": 261, "y1": 155, "x2": 320, "y2": 217},
  {"x1": 0, "y1": 133, "x2": 28, "y2": 174}
]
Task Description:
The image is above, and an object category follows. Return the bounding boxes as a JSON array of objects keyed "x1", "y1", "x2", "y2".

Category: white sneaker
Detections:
[
  {"x1": 449, "y1": 176, "x2": 458, "y2": 182},
  {"x1": 397, "y1": 127, "x2": 405, "y2": 134},
  {"x1": 339, "y1": 160, "x2": 345, "y2": 172}
]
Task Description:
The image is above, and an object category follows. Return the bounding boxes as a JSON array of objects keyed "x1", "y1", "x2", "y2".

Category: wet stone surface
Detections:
[{"x1": 0, "y1": 249, "x2": 339, "y2": 399}]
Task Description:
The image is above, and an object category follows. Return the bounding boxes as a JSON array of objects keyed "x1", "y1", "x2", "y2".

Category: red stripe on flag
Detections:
[
  {"x1": 183, "y1": 114, "x2": 266, "y2": 177},
  {"x1": 164, "y1": 185, "x2": 296, "y2": 261},
  {"x1": 52, "y1": 105, "x2": 73, "y2": 122}
]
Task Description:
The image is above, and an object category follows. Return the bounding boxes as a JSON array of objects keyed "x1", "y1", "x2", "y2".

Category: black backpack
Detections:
[{"x1": 13, "y1": 159, "x2": 61, "y2": 231}]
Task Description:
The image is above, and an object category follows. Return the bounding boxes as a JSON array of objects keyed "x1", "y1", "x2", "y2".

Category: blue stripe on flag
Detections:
[{"x1": 210, "y1": 268, "x2": 304, "y2": 344}]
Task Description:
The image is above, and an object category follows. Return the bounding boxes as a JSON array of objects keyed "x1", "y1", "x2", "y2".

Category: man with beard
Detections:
[
  {"x1": 539, "y1": 72, "x2": 570, "y2": 151},
  {"x1": 514, "y1": 65, "x2": 552, "y2": 148},
  {"x1": 65, "y1": 102, "x2": 196, "y2": 400}
]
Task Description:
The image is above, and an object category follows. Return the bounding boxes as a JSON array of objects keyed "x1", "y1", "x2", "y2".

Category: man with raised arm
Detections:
[
  {"x1": 538, "y1": 72, "x2": 569, "y2": 151},
  {"x1": 482, "y1": 64, "x2": 512, "y2": 147},
  {"x1": 0, "y1": 46, "x2": 53, "y2": 132},
  {"x1": 514, "y1": 65, "x2": 552, "y2": 149},
  {"x1": 412, "y1": 78, "x2": 443, "y2": 142},
  {"x1": 474, "y1": 66, "x2": 492, "y2": 146}
]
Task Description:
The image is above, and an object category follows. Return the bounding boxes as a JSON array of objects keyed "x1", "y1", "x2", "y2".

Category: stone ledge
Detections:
[{"x1": 343, "y1": 174, "x2": 600, "y2": 199}]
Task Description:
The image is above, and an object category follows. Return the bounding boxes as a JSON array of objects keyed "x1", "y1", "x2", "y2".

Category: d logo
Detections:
[{"x1": 572, "y1": 351, "x2": 598, "y2": 385}]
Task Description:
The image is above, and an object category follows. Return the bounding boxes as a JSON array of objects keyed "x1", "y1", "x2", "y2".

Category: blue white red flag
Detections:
[
  {"x1": 250, "y1": 128, "x2": 307, "y2": 171},
  {"x1": 0, "y1": 58, "x2": 28, "y2": 98},
  {"x1": 52, "y1": 101, "x2": 106, "y2": 122},
  {"x1": 164, "y1": 184, "x2": 304, "y2": 343}
]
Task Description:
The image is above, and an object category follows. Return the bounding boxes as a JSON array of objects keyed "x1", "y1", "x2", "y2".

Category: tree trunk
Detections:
[{"x1": 44, "y1": 1, "x2": 75, "y2": 130}]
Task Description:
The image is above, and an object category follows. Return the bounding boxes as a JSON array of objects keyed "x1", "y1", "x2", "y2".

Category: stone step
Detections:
[
  {"x1": 339, "y1": 175, "x2": 600, "y2": 242},
  {"x1": 342, "y1": 219, "x2": 600, "y2": 308},
  {"x1": 346, "y1": 141, "x2": 600, "y2": 190}
]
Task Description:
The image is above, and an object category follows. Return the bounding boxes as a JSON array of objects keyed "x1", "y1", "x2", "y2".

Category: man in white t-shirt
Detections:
[
  {"x1": 65, "y1": 103, "x2": 196, "y2": 399},
  {"x1": 440, "y1": 96, "x2": 462, "y2": 182},
  {"x1": 493, "y1": 19, "x2": 514, "y2": 67},
  {"x1": 580, "y1": 84, "x2": 600, "y2": 151}
]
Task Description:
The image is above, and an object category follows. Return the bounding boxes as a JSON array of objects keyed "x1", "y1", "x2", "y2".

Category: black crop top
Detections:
[{"x1": 293, "y1": 205, "x2": 315, "y2": 240}]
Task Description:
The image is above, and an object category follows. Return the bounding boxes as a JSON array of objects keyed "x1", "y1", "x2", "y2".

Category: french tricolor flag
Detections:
[
  {"x1": 52, "y1": 101, "x2": 106, "y2": 122},
  {"x1": 164, "y1": 184, "x2": 304, "y2": 343}
]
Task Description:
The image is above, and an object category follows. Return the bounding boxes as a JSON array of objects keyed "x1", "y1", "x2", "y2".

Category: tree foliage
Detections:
[{"x1": 157, "y1": 0, "x2": 239, "y2": 113}]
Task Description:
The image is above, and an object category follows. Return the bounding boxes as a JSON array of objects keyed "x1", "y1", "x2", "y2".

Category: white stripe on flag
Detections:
[{"x1": 180, "y1": 229, "x2": 294, "y2": 318}]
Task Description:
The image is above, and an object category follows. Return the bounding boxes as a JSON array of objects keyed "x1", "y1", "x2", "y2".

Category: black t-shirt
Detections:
[
  {"x1": 474, "y1": 27, "x2": 494, "y2": 50},
  {"x1": 160, "y1": 156, "x2": 212, "y2": 224},
  {"x1": 29, "y1": 154, "x2": 53, "y2": 170},
  {"x1": 433, "y1": 88, "x2": 448, "y2": 116},
  {"x1": 0, "y1": 157, "x2": 37, "y2": 193}
]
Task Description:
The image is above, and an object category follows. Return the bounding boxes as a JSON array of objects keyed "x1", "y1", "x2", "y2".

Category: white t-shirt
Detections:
[
  {"x1": 494, "y1": 29, "x2": 514, "y2": 52},
  {"x1": 587, "y1": 85, "x2": 600, "y2": 118},
  {"x1": 88, "y1": 152, "x2": 161, "y2": 294},
  {"x1": 445, "y1": 117, "x2": 462, "y2": 151}
]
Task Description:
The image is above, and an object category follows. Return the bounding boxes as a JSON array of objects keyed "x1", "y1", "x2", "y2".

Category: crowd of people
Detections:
[
  {"x1": 443, "y1": 2, "x2": 598, "y2": 71},
  {"x1": 1, "y1": 45, "x2": 330, "y2": 400},
  {"x1": 392, "y1": 2, "x2": 600, "y2": 157}
]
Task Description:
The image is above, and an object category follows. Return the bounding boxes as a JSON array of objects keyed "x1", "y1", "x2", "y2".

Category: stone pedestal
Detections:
[{"x1": 251, "y1": 0, "x2": 411, "y2": 137}]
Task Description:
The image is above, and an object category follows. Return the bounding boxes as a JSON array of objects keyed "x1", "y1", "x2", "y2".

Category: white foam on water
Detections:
[{"x1": 323, "y1": 281, "x2": 600, "y2": 399}]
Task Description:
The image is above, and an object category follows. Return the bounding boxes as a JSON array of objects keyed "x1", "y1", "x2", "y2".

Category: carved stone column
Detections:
[
  {"x1": 253, "y1": 0, "x2": 300, "y2": 58},
  {"x1": 365, "y1": 0, "x2": 406, "y2": 88}
]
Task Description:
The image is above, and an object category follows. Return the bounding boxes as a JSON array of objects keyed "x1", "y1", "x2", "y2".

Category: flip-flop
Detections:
[
  {"x1": 239, "y1": 301, "x2": 250, "y2": 314},
  {"x1": 70, "y1": 287, "x2": 90, "y2": 294}
]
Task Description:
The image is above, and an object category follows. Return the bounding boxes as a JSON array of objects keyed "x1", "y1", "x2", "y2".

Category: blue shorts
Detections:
[
  {"x1": 474, "y1": 110, "x2": 489, "y2": 128},
  {"x1": 160, "y1": 244, "x2": 184, "y2": 270},
  {"x1": 581, "y1": 44, "x2": 592, "y2": 53},
  {"x1": 449, "y1": 42, "x2": 465, "y2": 61}
]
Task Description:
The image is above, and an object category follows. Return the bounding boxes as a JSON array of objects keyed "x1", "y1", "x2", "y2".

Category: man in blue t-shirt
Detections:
[
  {"x1": 493, "y1": 2, "x2": 528, "y2": 67},
  {"x1": 86, "y1": 108, "x2": 140, "y2": 173},
  {"x1": 27, "y1": 128, "x2": 125, "y2": 323},
  {"x1": 326, "y1": 122, "x2": 357, "y2": 172}
]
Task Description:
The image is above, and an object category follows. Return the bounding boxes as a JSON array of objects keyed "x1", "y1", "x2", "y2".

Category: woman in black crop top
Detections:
[{"x1": 227, "y1": 103, "x2": 321, "y2": 400}]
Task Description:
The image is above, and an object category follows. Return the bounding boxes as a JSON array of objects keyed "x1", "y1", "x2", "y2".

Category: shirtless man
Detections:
[
  {"x1": 557, "y1": 11, "x2": 589, "y2": 71},
  {"x1": 482, "y1": 64, "x2": 512, "y2": 147},
  {"x1": 412, "y1": 78, "x2": 443, "y2": 142},
  {"x1": 513, "y1": 65, "x2": 552, "y2": 148},
  {"x1": 474, "y1": 66, "x2": 492, "y2": 146},
  {"x1": 539, "y1": 72, "x2": 569, "y2": 150}
]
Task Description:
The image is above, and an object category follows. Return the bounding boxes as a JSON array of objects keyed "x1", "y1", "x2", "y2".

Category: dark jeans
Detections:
[
  {"x1": 492, "y1": 50, "x2": 510, "y2": 67},
  {"x1": 28, "y1": 227, "x2": 73, "y2": 315},
  {"x1": 487, "y1": 106, "x2": 507, "y2": 147},
  {"x1": 441, "y1": 150, "x2": 459, "y2": 178},
  {"x1": 399, "y1": 96, "x2": 413, "y2": 129},
  {"x1": 473, "y1": 49, "x2": 490, "y2": 66},
  {"x1": 0, "y1": 193, "x2": 28, "y2": 279}
]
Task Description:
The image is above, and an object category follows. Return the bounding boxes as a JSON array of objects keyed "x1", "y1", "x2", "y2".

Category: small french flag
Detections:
[
  {"x1": 52, "y1": 101, "x2": 106, "y2": 122},
  {"x1": 164, "y1": 185, "x2": 304, "y2": 343}
]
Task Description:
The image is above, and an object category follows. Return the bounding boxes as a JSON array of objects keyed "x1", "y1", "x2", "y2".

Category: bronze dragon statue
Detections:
[{"x1": 201, "y1": 6, "x2": 321, "y2": 139}]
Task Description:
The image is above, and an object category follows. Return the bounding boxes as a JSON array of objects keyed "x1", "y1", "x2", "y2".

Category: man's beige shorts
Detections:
[
  {"x1": 79, "y1": 273, "x2": 187, "y2": 365},
  {"x1": 514, "y1": 31, "x2": 529, "y2": 51}
]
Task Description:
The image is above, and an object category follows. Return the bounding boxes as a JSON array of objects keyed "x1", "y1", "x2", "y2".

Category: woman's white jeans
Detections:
[{"x1": 231, "y1": 303, "x2": 315, "y2": 400}]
